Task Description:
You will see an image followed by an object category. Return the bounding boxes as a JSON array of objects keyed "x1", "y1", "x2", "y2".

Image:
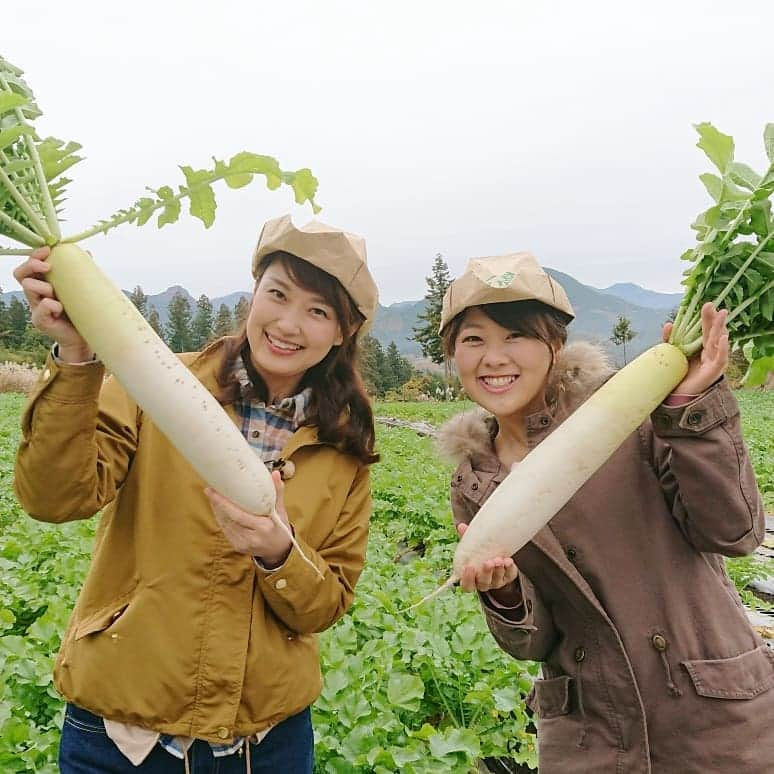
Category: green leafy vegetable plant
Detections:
[
  {"x1": 670, "y1": 123, "x2": 774, "y2": 384},
  {"x1": 0, "y1": 54, "x2": 318, "y2": 256}
]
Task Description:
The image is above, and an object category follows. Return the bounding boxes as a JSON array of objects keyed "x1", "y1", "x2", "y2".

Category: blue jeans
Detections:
[{"x1": 59, "y1": 703, "x2": 314, "y2": 773}]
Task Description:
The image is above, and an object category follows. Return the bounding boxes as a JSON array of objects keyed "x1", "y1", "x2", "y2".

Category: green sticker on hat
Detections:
[{"x1": 481, "y1": 271, "x2": 515, "y2": 288}]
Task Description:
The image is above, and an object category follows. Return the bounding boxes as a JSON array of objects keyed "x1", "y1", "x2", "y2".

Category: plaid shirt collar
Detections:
[
  {"x1": 233, "y1": 359, "x2": 310, "y2": 427},
  {"x1": 231, "y1": 353, "x2": 312, "y2": 462}
]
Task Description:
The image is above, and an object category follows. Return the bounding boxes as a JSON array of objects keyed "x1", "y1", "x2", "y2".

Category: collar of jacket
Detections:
[{"x1": 182, "y1": 342, "x2": 324, "y2": 459}]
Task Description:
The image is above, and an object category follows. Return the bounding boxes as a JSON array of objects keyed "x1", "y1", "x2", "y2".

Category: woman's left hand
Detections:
[
  {"x1": 206, "y1": 471, "x2": 293, "y2": 568},
  {"x1": 662, "y1": 302, "x2": 730, "y2": 396}
]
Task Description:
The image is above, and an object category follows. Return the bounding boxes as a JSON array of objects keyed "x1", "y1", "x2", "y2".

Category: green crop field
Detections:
[{"x1": 1, "y1": 391, "x2": 772, "y2": 773}]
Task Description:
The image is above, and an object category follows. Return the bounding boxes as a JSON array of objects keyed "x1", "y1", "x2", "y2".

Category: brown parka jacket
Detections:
[
  {"x1": 14, "y1": 341, "x2": 372, "y2": 742},
  {"x1": 438, "y1": 342, "x2": 773, "y2": 774}
]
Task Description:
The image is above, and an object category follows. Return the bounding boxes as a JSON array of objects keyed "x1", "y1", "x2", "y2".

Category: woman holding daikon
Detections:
[
  {"x1": 437, "y1": 252, "x2": 772, "y2": 773},
  {"x1": 13, "y1": 215, "x2": 378, "y2": 774}
]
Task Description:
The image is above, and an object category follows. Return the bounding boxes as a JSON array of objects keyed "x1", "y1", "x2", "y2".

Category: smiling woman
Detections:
[
  {"x1": 434, "y1": 251, "x2": 772, "y2": 773},
  {"x1": 13, "y1": 215, "x2": 380, "y2": 773},
  {"x1": 448, "y1": 302, "x2": 570, "y2": 450},
  {"x1": 247, "y1": 257, "x2": 346, "y2": 399}
]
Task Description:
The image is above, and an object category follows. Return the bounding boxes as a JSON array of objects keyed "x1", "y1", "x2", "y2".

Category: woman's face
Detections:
[
  {"x1": 453, "y1": 307, "x2": 556, "y2": 421},
  {"x1": 247, "y1": 260, "x2": 343, "y2": 400}
]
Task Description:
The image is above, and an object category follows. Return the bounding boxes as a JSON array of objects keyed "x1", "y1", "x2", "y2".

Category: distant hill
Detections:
[
  {"x1": 598, "y1": 282, "x2": 682, "y2": 311},
  {"x1": 0, "y1": 274, "x2": 678, "y2": 366},
  {"x1": 372, "y1": 299, "x2": 426, "y2": 357},
  {"x1": 368, "y1": 271, "x2": 676, "y2": 364},
  {"x1": 543, "y1": 269, "x2": 668, "y2": 363}
]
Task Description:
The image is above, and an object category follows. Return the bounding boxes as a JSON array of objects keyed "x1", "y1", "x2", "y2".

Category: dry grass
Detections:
[{"x1": 0, "y1": 362, "x2": 40, "y2": 394}]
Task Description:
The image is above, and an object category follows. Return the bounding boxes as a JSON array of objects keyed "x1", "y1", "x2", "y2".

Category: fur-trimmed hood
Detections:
[{"x1": 437, "y1": 341, "x2": 612, "y2": 465}]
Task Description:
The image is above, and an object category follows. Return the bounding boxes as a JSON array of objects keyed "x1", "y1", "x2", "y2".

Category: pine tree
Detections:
[
  {"x1": 385, "y1": 341, "x2": 413, "y2": 391},
  {"x1": 165, "y1": 292, "x2": 193, "y2": 352},
  {"x1": 191, "y1": 294, "x2": 214, "y2": 350},
  {"x1": 412, "y1": 253, "x2": 452, "y2": 365},
  {"x1": 0, "y1": 299, "x2": 8, "y2": 346},
  {"x1": 359, "y1": 335, "x2": 389, "y2": 395},
  {"x1": 213, "y1": 303, "x2": 235, "y2": 338},
  {"x1": 7, "y1": 297, "x2": 29, "y2": 348},
  {"x1": 610, "y1": 315, "x2": 637, "y2": 365},
  {"x1": 128, "y1": 286, "x2": 148, "y2": 318},
  {"x1": 147, "y1": 307, "x2": 165, "y2": 342},
  {"x1": 233, "y1": 296, "x2": 250, "y2": 327}
]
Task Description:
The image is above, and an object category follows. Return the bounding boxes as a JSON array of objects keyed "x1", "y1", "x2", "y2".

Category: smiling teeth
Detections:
[
  {"x1": 482, "y1": 376, "x2": 515, "y2": 387},
  {"x1": 268, "y1": 334, "x2": 301, "y2": 351}
]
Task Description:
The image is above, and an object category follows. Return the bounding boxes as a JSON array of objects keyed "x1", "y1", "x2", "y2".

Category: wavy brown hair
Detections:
[{"x1": 206, "y1": 251, "x2": 378, "y2": 465}]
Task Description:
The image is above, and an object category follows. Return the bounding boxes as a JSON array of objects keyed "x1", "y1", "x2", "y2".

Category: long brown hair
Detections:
[{"x1": 210, "y1": 251, "x2": 378, "y2": 465}]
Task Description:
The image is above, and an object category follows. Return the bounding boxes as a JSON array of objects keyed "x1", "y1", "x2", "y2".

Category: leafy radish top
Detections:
[
  {"x1": 669, "y1": 123, "x2": 774, "y2": 385},
  {"x1": 0, "y1": 54, "x2": 319, "y2": 256}
]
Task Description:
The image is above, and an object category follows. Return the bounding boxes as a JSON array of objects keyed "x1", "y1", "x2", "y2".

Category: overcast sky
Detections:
[{"x1": 3, "y1": 1, "x2": 774, "y2": 304}]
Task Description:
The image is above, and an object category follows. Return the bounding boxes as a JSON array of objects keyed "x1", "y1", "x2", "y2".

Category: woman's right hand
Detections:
[
  {"x1": 13, "y1": 247, "x2": 94, "y2": 362},
  {"x1": 456, "y1": 522, "x2": 521, "y2": 605}
]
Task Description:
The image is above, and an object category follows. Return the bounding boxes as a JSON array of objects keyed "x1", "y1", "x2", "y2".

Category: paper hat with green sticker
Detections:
[
  {"x1": 252, "y1": 215, "x2": 379, "y2": 334},
  {"x1": 439, "y1": 252, "x2": 575, "y2": 332}
]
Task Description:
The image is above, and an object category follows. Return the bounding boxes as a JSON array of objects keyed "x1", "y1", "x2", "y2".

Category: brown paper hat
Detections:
[
  {"x1": 251, "y1": 215, "x2": 379, "y2": 334},
  {"x1": 440, "y1": 252, "x2": 574, "y2": 333}
]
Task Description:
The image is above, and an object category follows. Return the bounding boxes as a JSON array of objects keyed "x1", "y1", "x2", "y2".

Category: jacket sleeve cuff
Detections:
[
  {"x1": 254, "y1": 532, "x2": 328, "y2": 620},
  {"x1": 651, "y1": 378, "x2": 737, "y2": 438},
  {"x1": 481, "y1": 576, "x2": 537, "y2": 632},
  {"x1": 480, "y1": 578, "x2": 529, "y2": 624}
]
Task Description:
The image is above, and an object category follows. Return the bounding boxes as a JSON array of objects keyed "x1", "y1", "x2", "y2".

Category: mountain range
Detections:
[
  {"x1": 370, "y1": 270, "x2": 683, "y2": 364},
  {"x1": 0, "y1": 272, "x2": 684, "y2": 366}
]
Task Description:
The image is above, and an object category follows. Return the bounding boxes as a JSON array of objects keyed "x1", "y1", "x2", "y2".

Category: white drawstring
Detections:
[{"x1": 183, "y1": 748, "x2": 191, "y2": 774}]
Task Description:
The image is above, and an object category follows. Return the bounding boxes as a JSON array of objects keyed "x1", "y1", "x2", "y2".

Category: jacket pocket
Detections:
[
  {"x1": 73, "y1": 588, "x2": 135, "y2": 640},
  {"x1": 682, "y1": 645, "x2": 774, "y2": 700},
  {"x1": 526, "y1": 675, "x2": 573, "y2": 719}
]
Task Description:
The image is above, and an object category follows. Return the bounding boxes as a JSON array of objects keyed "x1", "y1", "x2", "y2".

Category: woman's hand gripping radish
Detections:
[
  {"x1": 13, "y1": 246, "x2": 93, "y2": 363},
  {"x1": 662, "y1": 302, "x2": 730, "y2": 398},
  {"x1": 456, "y1": 521, "x2": 520, "y2": 606},
  {"x1": 206, "y1": 471, "x2": 293, "y2": 569}
]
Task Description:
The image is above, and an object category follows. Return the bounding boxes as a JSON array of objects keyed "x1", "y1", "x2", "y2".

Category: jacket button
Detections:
[
  {"x1": 652, "y1": 633, "x2": 668, "y2": 651},
  {"x1": 251, "y1": 430, "x2": 261, "y2": 438},
  {"x1": 217, "y1": 727, "x2": 230, "y2": 740},
  {"x1": 687, "y1": 411, "x2": 703, "y2": 426},
  {"x1": 456, "y1": 475, "x2": 463, "y2": 482},
  {"x1": 565, "y1": 546, "x2": 578, "y2": 562},
  {"x1": 275, "y1": 578, "x2": 288, "y2": 590},
  {"x1": 574, "y1": 646, "x2": 586, "y2": 662},
  {"x1": 540, "y1": 416, "x2": 550, "y2": 427},
  {"x1": 471, "y1": 482, "x2": 479, "y2": 491}
]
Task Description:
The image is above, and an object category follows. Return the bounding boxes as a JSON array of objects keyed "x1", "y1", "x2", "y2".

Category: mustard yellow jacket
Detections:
[{"x1": 14, "y1": 343, "x2": 372, "y2": 742}]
